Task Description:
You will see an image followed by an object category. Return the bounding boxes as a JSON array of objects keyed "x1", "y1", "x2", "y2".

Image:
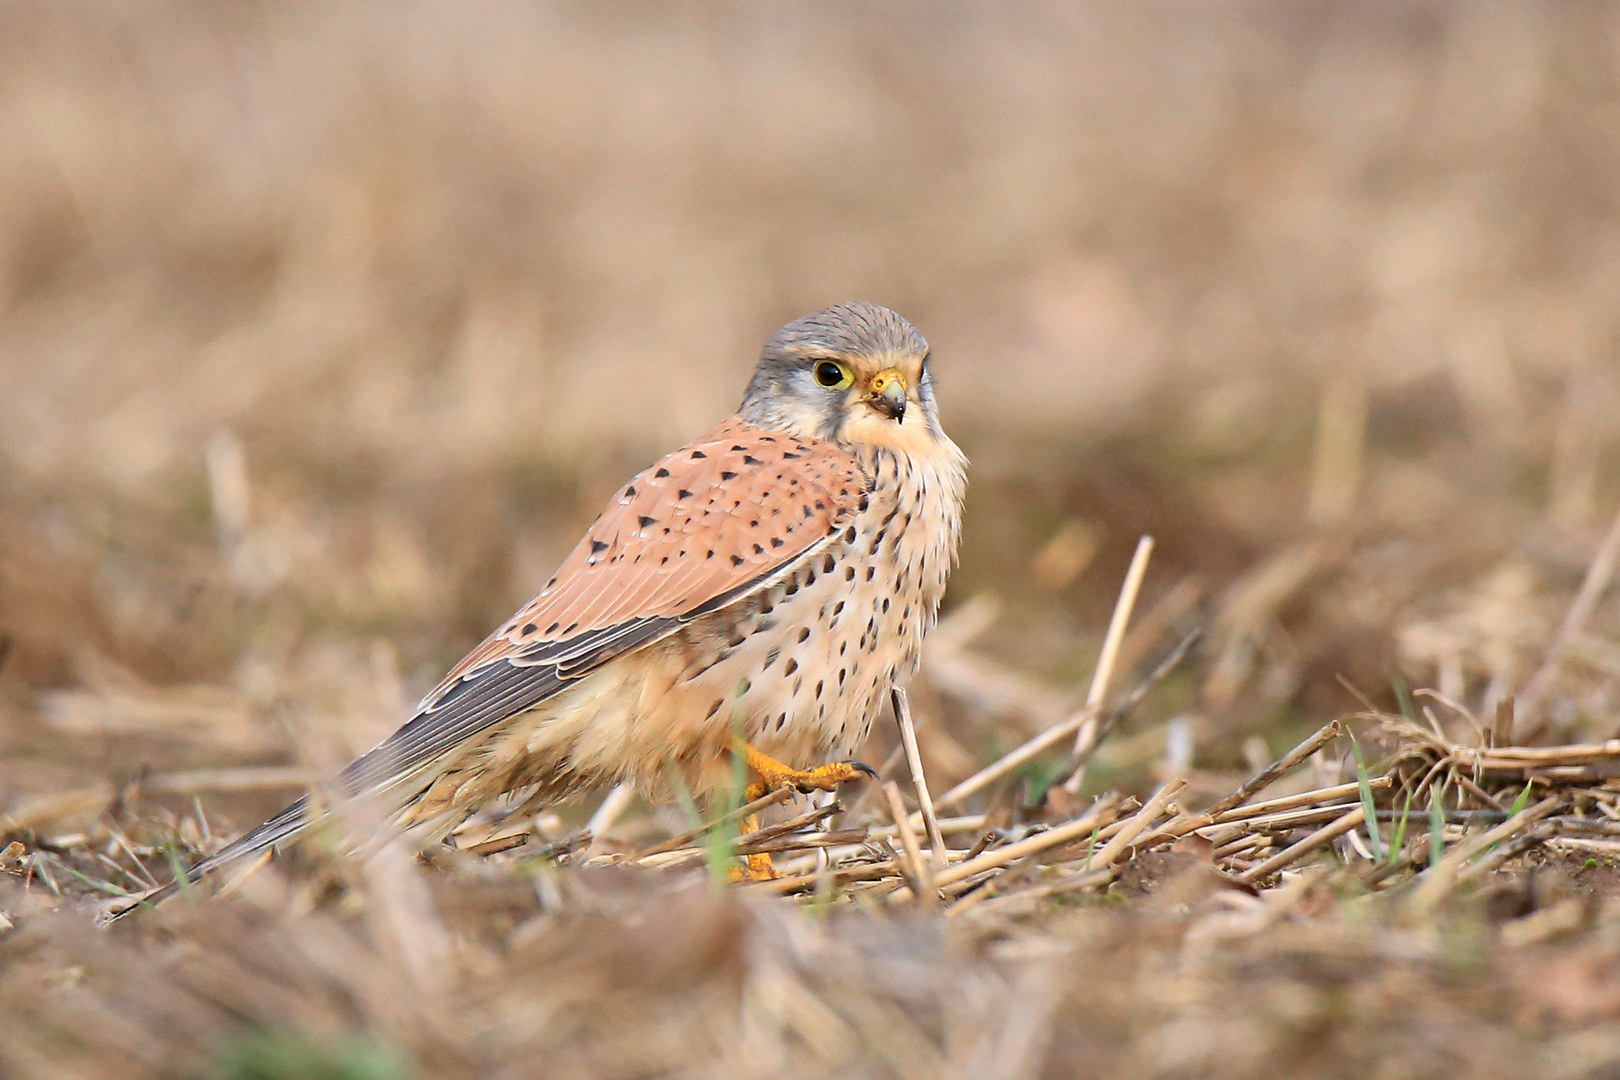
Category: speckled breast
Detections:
[{"x1": 673, "y1": 441, "x2": 965, "y2": 763}]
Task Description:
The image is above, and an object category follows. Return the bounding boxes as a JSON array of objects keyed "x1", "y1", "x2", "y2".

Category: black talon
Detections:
[{"x1": 790, "y1": 760, "x2": 878, "y2": 792}]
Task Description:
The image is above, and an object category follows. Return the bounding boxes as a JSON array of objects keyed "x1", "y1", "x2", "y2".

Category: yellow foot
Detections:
[
  {"x1": 725, "y1": 813, "x2": 780, "y2": 881},
  {"x1": 741, "y1": 744, "x2": 876, "y2": 800},
  {"x1": 727, "y1": 852, "x2": 781, "y2": 883},
  {"x1": 721, "y1": 746, "x2": 872, "y2": 884}
]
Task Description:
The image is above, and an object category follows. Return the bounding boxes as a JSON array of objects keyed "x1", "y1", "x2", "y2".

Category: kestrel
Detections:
[{"x1": 136, "y1": 301, "x2": 966, "y2": 905}]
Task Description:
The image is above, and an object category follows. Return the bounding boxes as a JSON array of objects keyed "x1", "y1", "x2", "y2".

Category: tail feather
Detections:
[
  {"x1": 108, "y1": 729, "x2": 457, "y2": 921},
  {"x1": 105, "y1": 796, "x2": 312, "y2": 921},
  {"x1": 106, "y1": 654, "x2": 546, "y2": 922}
]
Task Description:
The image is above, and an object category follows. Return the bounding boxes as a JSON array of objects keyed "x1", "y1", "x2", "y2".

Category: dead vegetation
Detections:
[{"x1": 8, "y1": 3, "x2": 1620, "y2": 1077}]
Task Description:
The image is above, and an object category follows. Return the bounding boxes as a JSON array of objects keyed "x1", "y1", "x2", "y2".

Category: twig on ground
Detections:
[
  {"x1": 887, "y1": 794, "x2": 1125, "y2": 905},
  {"x1": 638, "y1": 803, "x2": 850, "y2": 868},
  {"x1": 750, "y1": 861, "x2": 903, "y2": 896},
  {"x1": 884, "y1": 782, "x2": 936, "y2": 911},
  {"x1": 1088, "y1": 780, "x2": 1186, "y2": 869},
  {"x1": 1493, "y1": 697, "x2": 1515, "y2": 748},
  {"x1": 466, "y1": 832, "x2": 531, "y2": 857},
  {"x1": 1063, "y1": 535, "x2": 1155, "y2": 794},
  {"x1": 584, "y1": 784, "x2": 635, "y2": 853},
  {"x1": 1144, "y1": 720, "x2": 1347, "y2": 846},
  {"x1": 934, "y1": 711, "x2": 1095, "y2": 813},
  {"x1": 1052, "y1": 628, "x2": 1201, "y2": 791},
  {"x1": 1237, "y1": 805, "x2": 1367, "y2": 884},
  {"x1": 945, "y1": 783, "x2": 1183, "y2": 917},
  {"x1": 1454, "y1": 822, "x2": 1557, "y2": 886},
  {"x1": 892, "y1": 687, "x2": 946, "y2": 873},
  {"x1": 953, "y1": 868, "x2": 1118, "y2": 918},
  {"x1": 1407, "y1": 796, "x2": 1563, "y2": 917},
  {"x1": 1207, "y1": 719, "x2": 1345, "y2": 820},
  {"x1": 734, "y1": 830, "x2": 868, "y2": 856},
  {"x1": 1209, "y1": 779, "x2": 1369, "y2": 821},
  {"x1": 935, "y1": 624, "x2": 1195, "y2": 815},
  {"x1": 635, "y1": 787, "x2": 794, "y2": 858}
]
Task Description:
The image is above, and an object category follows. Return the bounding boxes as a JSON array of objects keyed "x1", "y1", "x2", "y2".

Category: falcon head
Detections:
[{"x1": 739, "y1": 302, "x2": 946, "y2": 449}]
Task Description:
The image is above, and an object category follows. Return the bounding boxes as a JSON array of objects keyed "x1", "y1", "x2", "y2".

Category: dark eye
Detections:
[{"x1": 814, "y1": 360, "x2": 852, "y2": 388}]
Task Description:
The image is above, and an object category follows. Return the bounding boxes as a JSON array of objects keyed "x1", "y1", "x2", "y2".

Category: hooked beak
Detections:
[{"x1": 868, "y1": 370, "x2": 908, "y2": 422}]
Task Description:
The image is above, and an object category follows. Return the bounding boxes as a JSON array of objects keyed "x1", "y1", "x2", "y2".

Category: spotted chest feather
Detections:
[{"x1": 671, "y1": 439, "x2": 966, "y2": 762}]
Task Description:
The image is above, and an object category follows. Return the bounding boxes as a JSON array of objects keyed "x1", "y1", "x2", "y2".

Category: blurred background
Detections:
[
  {"x1": 3, "y1": 0, "x2": 1620, "y2": 832},
  {"x1": 13, "y1": 5, "x2": 1620, "y2": 1078}
]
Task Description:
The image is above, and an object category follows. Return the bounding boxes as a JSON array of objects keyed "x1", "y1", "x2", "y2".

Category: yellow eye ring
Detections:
[{"x1": 813, "y1": 360, "x2": 854, "y2": 389}]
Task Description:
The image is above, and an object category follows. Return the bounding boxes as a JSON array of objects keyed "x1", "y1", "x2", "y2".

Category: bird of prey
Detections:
[{"x1": 129, "y1": 301, "x2": 966, "y2": 909}]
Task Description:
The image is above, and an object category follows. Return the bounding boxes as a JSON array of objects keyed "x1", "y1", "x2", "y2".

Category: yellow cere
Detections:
[{"x1": 868, "y1": 369, "x2": 906, "y2": 395}]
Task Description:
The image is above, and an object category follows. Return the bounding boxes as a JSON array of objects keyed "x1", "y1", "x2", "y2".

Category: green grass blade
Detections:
[
  {"x1": 1429, "y1": 780, "x2": 1446, "y2": 870},
  {"x1": 164, "y1": 843, "x2": 195, "y2": 896},
  {"x1": 46, "y1": 854, "x2": 135, "y2": 898},
  {"x1": 702, "y1": 710, "x2": 750, "y2": 889},
  {"x1": 669, "y1": 770, "x2": 730, "y2": 894},
  {"x1": 729, "y1": 716, "x2": 749, "y2": 809},
  {"x1": 1509, "y1": 780, "x2": 1533, "y2": 817},
  {"x1": 1350, "y1": 735, "x2": 1383, "y2": 861},
  {"x1": 1387, "y1": 790, "x2": 1412, "y2": 866},
  {"x1": 1392, "y1": 677, "x2": 1415, "y2": 720}
]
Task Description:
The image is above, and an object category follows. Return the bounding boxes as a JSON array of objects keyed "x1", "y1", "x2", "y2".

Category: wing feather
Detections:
[{"x1": 425, "y1": 417, "x2": 867, "y2": 702}]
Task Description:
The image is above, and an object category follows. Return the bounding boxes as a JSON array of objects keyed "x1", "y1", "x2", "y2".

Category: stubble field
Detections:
[{"x1": 6, "y1": 4, "x2": 1620, "y2": 1077}]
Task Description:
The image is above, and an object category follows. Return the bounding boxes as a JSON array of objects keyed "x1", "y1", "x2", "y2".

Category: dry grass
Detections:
[{"x1": 7, "y1": 3, "x2": 1620, "y2": 1077}]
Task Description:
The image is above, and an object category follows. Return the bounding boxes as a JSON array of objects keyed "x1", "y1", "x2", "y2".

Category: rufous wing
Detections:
[
  {"x1": 437, "y1": 416, "x2": 868, "y2": 688},
  {"x1": 353, "y1": 416, "x2": 870, "y2": 795}
]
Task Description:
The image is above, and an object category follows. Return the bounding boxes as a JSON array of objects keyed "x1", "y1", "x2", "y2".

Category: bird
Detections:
[{"x1": 124, "y1": 301, "x2": 966, "y2": 911}]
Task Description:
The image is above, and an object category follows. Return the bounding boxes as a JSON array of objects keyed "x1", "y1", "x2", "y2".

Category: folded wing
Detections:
[{"x1": 120, "y1": 418, "x2": 868, "y2": 914}]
